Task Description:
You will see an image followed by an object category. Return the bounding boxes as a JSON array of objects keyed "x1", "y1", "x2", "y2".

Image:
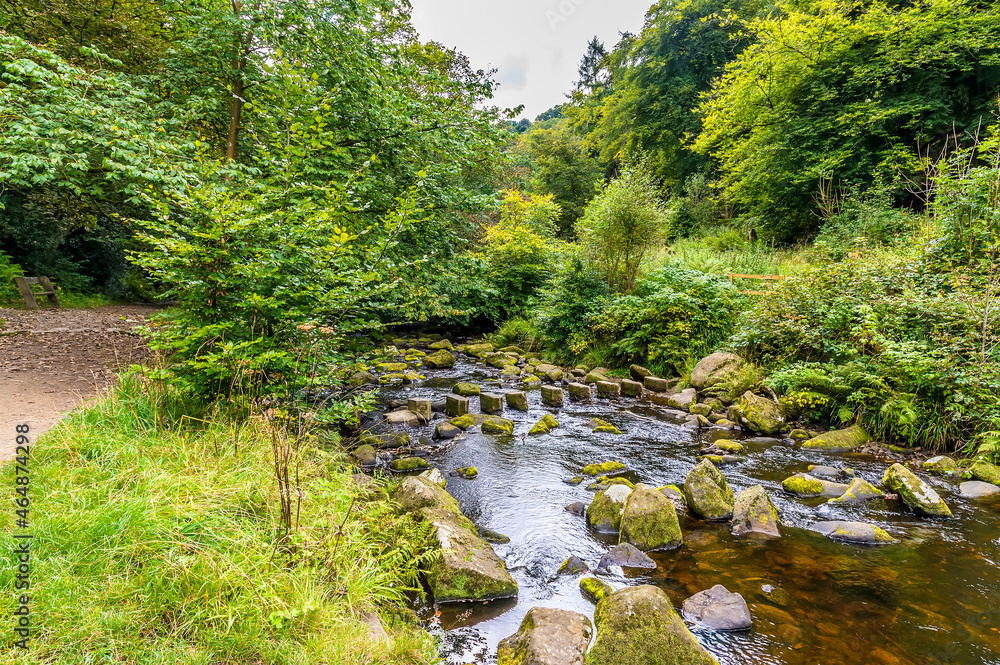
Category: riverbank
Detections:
[{"x1": 0, "y1": 376, "x2": 438, "y2": 664}]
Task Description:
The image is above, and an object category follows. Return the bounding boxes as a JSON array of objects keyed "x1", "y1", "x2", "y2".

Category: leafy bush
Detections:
[
  {"x1": 534, "y1": 256, "x2": 610, "y2": 354},
  {"x1": 0, "y1": 248, "x2": 23, "y2": 302},
  {"x1": 813, "y1": 185, "x2": 922, "y2": 260},
  {"x1": 588, "y1": 265, "x2": 741, "y2": 376},
  {"x1": 490, "y1": 317, "x2": 542, "y2": 351}
]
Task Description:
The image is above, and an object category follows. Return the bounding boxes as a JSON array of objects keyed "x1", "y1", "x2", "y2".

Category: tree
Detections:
[
  {"x1": 523, "y1": 122, "x2": 602, "y2": 238},
  {"x1": 577, "y1": 154, "x2": 668, "y2": 292},
  {"x1": 694, "y1": 0, "x2": 1000, "y2": 240},
  {"x1": 576, "y1": 37, "x2": 609, "y2": 95}
]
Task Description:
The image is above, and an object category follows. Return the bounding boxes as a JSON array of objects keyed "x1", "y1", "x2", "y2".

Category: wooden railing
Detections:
[{"x1": 728, "y1": 272, "x2": 785, "y2": 295}]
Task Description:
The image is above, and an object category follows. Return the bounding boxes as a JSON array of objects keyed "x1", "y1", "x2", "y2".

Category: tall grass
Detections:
[{"x1": 0, "y1": 375, "x2": 439, "y2": 664}]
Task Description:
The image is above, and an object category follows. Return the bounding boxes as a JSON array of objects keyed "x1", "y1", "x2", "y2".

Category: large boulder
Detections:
[
  {"x1": 587, "y1": 484, "x2": 634, "y2": 532},
  {"x1": 922, "y1": 456, "x2": 959, "y2": 476},
  {"x1": 690, "y1": 352, "x2": 742, "y2": 390},
  {"x1": 463, "y1": 342, "x2": 495, "y2": 358},
  {"x1": 731, "y1": 485, "x2": 781, "y2": 538},
  {"x1": 421, "y1": 508, "x2": 519, "y2": 603},
  {"x1": 423, "y1": 350, "x2": 456, "y2": 369},
  {"x1": 964, "y1": 459, "x2": 1000, "y2": 485},
  {"x1": 666, "y1": 388, "x2": 698, "y2": 410},
  {"x1": 827, "y1": 477, "x2": 884, "y2": 505},
  {"x1": 801, "y1": 425, "x2": 871, "y2": 452},
  {"x1": 392, "y1": 475, "x2": 460, "y2": 514},
  {"x1": 497, "y1": 607, "x2": 592, "y2": 665},
  {"x1": 881, "y1": 463, "x2": 952, "y2": 517},
  {"x1": 587, "y1": 585, "x2": 719, "y2": 665},
  {"x1": 619, "y1": 484, "x2": 683, "y2": 551},
  {"x1": 736, "y1": 391, "x2": 785, "y2": 435},
  {"x1": 684, "y1": 459, "x2": 735, "y2": 521},
  {"x1": 682, "y1": 585, "x2": 753, "y2": 631}
]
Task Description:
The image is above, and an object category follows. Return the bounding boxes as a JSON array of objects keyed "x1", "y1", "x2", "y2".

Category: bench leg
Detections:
[
  {"x1": 14, "y1": 277, "x2": 39, "y2": 308},
  {"x1": 39, "y1": 277, "x2": 61, "y2": 308}
]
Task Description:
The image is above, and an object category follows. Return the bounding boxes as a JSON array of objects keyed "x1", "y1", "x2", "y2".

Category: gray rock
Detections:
[
  {"x1": 418, "y1": 468, "x2": 447, "y2": 488},
  {"x1": 421, "y1": 507, "x2": 518, "y2": 602},
  {"x1": 682, "y1": 585, "x2": 753, "y2": 631},
  {"x1": 643, "y1": 376, "x2": 668, "y2": 392},
  {"x1": 596, "y1": 381, "x2": 621, "y2": 398},
  {"x1": 565, "y1": 501, "x2": 587, "y2": 516},
  {"x1": 959, "y1": 481, "x2": 1000, "y2": 498},
  {"x1": 406, "y1": 398, "x2": 432, "y2": 423},
  {"x1": 497, "y1": 607, "x2": 592, "y2": 665},
  {"x1": 731, "y1": 485, "x2": 781, "y2": 538},
  {"x1": 882, "y1": 463, "x2": 952, "y2": 517},
  {"x1": 480, "y1": 392, "x2": 504, "y2": 415},
  {"x1": 541, "y1": 385, "x2": 564, "y2": 406},
  {"x1": 620, "y1": 379, "x2": 644, "y2": 397},
  {"x1": 597, "y1": 543, "x2": 656, "y2": 570},
  {"x1": 827, "y1": 477, "x2": 884, "y2": 505},
  {"x1": 435, "y1": 422, "x2": 461, "y2": 439},
  {"x1": 348, "y1": 370, "x2": 379, "y2": 386},
  {"x1": 351, "y1": 444, "x2": 377, "y2": 467},
  {"x1": 506, "y1": 391, "x2": 529, "y2": 411},
  {"x1": 809, "y1": 521, "x2": 896, "y2": 545},
  {"x1": 629, "y1": 364, "x2": 653, "y2": 382},
  {"x1": 445, "y1": 394, "x2": 469, "y2": 417},
  {"x1": 385, "y1": 409, "x2": 421, "y2": 426},
  {"x1": 668, "y1": 387, "x2": 698, "y2": 410},
  {"x1": 558, "y1": 556, "x2": 590, "y2": 575},
  {"x1": 567, "y1": 382, "x2": 592, "y2": 401},
  {"x1": 806, "y1": 464, "x2": 848, "y2": 480},
  {"x1": 690, "y1": 352, "x2": 742, "y2": 390}
]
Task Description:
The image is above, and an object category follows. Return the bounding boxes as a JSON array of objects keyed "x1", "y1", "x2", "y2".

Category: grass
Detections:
[{"x1": 0, "y1": 375, "x2": 441, "y2": 664}]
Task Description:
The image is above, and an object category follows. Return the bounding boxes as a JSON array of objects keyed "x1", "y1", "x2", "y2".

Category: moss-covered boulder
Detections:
[
  {"x1": 731, "y1": 485, "x2": 781, "y2": 538},
  {"x1": 620, "y1": 484, "x2": 683, "y2": 551},
  {"x1": 736, "y1": 391, "x2": 785, "y2": 435},
  {"x1": 497, "y1": 607, "x2": 592, "y2": 665},
  {"x1": 452, "y1": 467, "x2": 478, "y2": 480},
  {"x1": 351, "y1": 444, "x2": 377, "y2": 467},
  {"x1": 486, "y1": 353, "x2": 517, "y2": 369},
  {"x1": 536, "y1": 364, "x2": 565, "y2": 382},
  {"x1": 529, "y1": 414, "x2": 560, "y2": 435},
  {"x1": 480, "y1": 392, "x2": 504, "y2": 415},
  {"x1": 428, "y1": 339, "x2": 454, "y2": 350},
  {"x1": 922, "y1": 456, "x2": 959, "y2": 476},
  {"x1": 827, "y1": 477, "x2": 884, "y2": 505},
  {"x1": 482, "y1": 416, "x2": 515, "y2": 435},
  {"x1": 684, "y1": 459, "x2": 735, "y2": 521},
  {"x1": 713, "y1": 440, "x2": 743, "y2": 454},
  {"x1": 690, "y1": 352, "x2": 742, "y2": 391},
  {"x1": 580, "y1": 577, "x2": 614, "y2": 604},
  {"x1": 506, "y1": 391, "x2": 529, "y2": 411},
  {"x1": 377, "y1": 361, "x2": 409, "y2": 372},
  {"x1": 450, "y1": 414, "x2": 477, "y2": 430},
  {"x1": 568, "y1": 382, "x2": 592, "y2": 400},
  {"x1": 590, "y1": 418, "x2": 623, "y2": 435},
  {"x1": 789, "y1": 428, "x2": 811, "y2": 441},
  {"x1": 583, "y1": 461, "x2": 627, "y2": 476},
  {"x1": 541, "y1": 385, "x2": 564, "y2": 406},
  {"x1": 689, "y1": 403, "x2": 713, "y2": 417},
  {"x1": 801, "y1": 425, "x2": 871, "y2": 452},
  {"x1": 348, "y1": 370, "x2": 380, "y2": 386},
  {"x1": 423, "y1": 350, "x2": 456, "y2": 369},
  {"x1": 587, "y1": 585, "x2": 719, "y2": 665},
  {"x1": 392, "y1": 475, "x2": 461, "y2": 514},
  {"x1": 810, "y1": 521, "x2": 896, "y2": 545},
  {"x1": 780, "y1": 473, "x2": 848, "y2": 498},
  {"x1": 453, "y1": 382, "x2": 481, "y2": 396},
  {"x1": 463, "y1": 342, "x2": 495, "y2": 358},
  {"x1": 587, "y1": 476, "x2": 635, "y2": 492},
  {"x1": 620, "y1": 379, "x2": 644, "y2": 397},
  {"x1": 666, "y1": 388, "x2": 697, "y2": 410},
  {"x1": 390, "y1": 456, "x2": 430, "y2": 472},
  {"x1": 522, "y1": 374, "x2": 542, "y2": 388},
  {"x1": 587, "y1": 484, "x2": 634, "y2": 532},
  {"x1": 881, "y1": 463, "x2": 952, "y2": 517},
  {"x1": 421, "y1": 507, "x2": 518, "y2": 603},
  {"x1": 359, "y1": 431, "x2": 412, "y2": 449},
  {"x1": 964, "y1": 459, "x2": 1000, "y2": 485}
]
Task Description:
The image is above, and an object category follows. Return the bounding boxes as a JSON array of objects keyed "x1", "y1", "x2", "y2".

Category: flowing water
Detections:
[{"x1": 373, "y1": 356, "x2": 1000, "y2": 665}]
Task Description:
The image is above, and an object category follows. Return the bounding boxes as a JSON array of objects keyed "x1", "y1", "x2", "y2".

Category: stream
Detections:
[{"x1": 370, "y1": 353, "x2": 1000, "y2": 665}]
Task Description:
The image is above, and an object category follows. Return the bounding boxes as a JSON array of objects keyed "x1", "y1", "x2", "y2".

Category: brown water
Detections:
[{"x1": 375, "y1": 357, "x2": 1000, "y2": 665}]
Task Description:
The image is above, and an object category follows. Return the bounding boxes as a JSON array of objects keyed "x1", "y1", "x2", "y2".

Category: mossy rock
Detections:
[
  {"x1": 379, "y1": 372, "x2": 406, "y2": 385},
  {"x1": 714, "y1": 440, "x2": 744, "y2": 454},
  {"x1": 781, "y1": 474, "x2": 825, "y2": 498},
  {"x1": 501, "y1": 365, "x2": 523, "y2": 376},
  {"x1": 731, "y1": 485, "x2": 781, "y2": 538},
  {"x1": 587, "y1": 476, "x2": 635, "y2": 492},
  {"x1": 698, "y1": 454, "x2": 741, "y2": 466},
  {"x1": 801, "y1": 425, "x2": 871, "y2": 452},
  {"x1": 351, "y1": 444, "x2": 377, "y2": 467},
  {"x1": 564, "y1": 476, "x2": 584, "y2": 486},
  {"x1": 403, "y1": 348, "x2": 426, "y2": 357},
  {"x1": 429, "y1": 339, "x2": 454, "y2": 350},
  {"x1": 619, "y1": 483, "x2": 683, "y2": 551},
  {"x1": 529, "y1": 414, "x2": 560, "y2": 435},
  {"x1": 882, "y1": 463, "x2": 952, "y2": 517},
  {"x1": 392, "y1": 475, "x2": 461, "y2": 514},
  {"x1": 789, "y1": 428, "x2": 811, "y2": 441},
  {"x1": 584, "y1": 371, "x2": 608, "y2": 384},
  {"x1": 690, "y1": 352, "x2": 742, "y2": 390},
  {"x1": 453, "y1": 382, "x2": 481, "y2": 396},
  {"x1": 583, "y1": 460, "x2": 627, "y2": 476},
  {"x1": 497, "y1": 607, "x2": 592, "y2": 665},
  {"x1": 559, "y1": 556, "x2": 590, "y2": 575},
  {"x1": 421, "y1": 508, "x2": 518, "y2": 603},
  {"x1": 486, "y1": 354, "x2": 517, "y2": 369},
  {"x1": 500, "y1": 345, "x2": 525, "y2": 354},
  {"x1": 377, "y1": 361, "x2": 409, "y2": 372},
  {"x1": 463, "y1": 342, "x2": 495, "y2": 358},
  {"x1": 587, "y1": 484, "x2": 634, "y2": 532},
  {"x1": 453, "y1": 466, "x2": 479, "y2": 480},
  {"x1": 964, "y1": 459, "x2": 1000, "y2": 485},
  {"x1": 589, "y1": 418, "x2": 623, "y2": 435},
  {"x1": 402, "y1": 371, "x2": 425, "y2": 383},
  {"x1": 478, "y1": 526, "x2": 510, "y2": 544},
  {"x1": 827, "y1": 477, "x2": 884, "y2": 505},
  {"x1": 390, "y1": 456, "x2": 430, "y2": 472},
  {"x1": 736, "y1": 391, "x2": 785, "y2": 435},
  {"x1": 580, "y1": 577, "x2": 614, "y2": 604},
  {"x1": 522, "y1": 375, "x2": 542, "y2": 388},
  {"x1": 482, "y1": 417, "x2": 515, "y2": 435},
  {"x1": 423, "y1": 350, "x2": 456, "y2": 369},
  {"x1": 689, "y1": 403, "x2": 712, "y2": 417},
  {"x1": 684, "y1": 459, "x2": 735, "y2": 521},
  {"x1": 922, "y1": 456, "x2": 959, "y2": 476},
  {"x1": 588, "y1": 585, "x2": 719, "y2": 665},
  {"x1": 450, "y1": 414, "x2": 477, "y2": 431}
]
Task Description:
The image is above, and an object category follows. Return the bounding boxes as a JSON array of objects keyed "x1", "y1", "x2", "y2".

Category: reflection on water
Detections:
[{"x1": 379, "y1": 360, "x2": 1000, "y2": 665}]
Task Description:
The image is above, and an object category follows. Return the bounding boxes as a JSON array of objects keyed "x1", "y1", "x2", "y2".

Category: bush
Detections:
[
  {"x1": 534, "y1": 256, "x2": 610, "y2": 354},
  {"x1": 0, "y1": 248, "x2": 23, "y2": 302},
  {"x1": 813, "y1": 185, "x2": 922, "y2": 260},
  {"x1": 587, "y1": 265, "x2": 741, "y2": 376}
]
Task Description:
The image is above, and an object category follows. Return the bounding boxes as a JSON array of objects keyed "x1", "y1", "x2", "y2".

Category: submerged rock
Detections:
[
  {"x1": 587, "y1": 586, "x2": 718, "y2": 665},
  {"x1": 827, "y1": 477, "x2": 884, "y2": 505},
  {"x1": 682, "y1": 585, "x2": 753, "y2": 631},
  {"x1": 478, "y1": 526, "x2": 510, "y2": 544},
  {"x1": 731, "y1": 485, "x2": 781, "y2": 538},
  {"x1": 580, "y1": 577, "x2": 614, "y2": 604},
  {"x1": 684, "y1": 458, "x2": 735, "y2": 521},
  {"x1": 801, "y1": 425, "x2": 870, "y2": 452},
  {"x1": 810, "y1": 521, "x2": 896, "y2": 545},
  {"x1": 529, "y1": 414, "x2": 560, "y2": 435},
  {"x1": 619, "y1": 483, "x2": 683, "y2": 551},
  {"x1": 587, "y1": 484, "x2": 634, "y2": 532},
  {"x1": 806, "y1": 464, "x2": 851, "y2": 481},
  {"x1": 596, "y1": 543, "x2": 656, "y2": 570},
  {"x1": 497, "y1": 607, "x2": 592, "y2": 665},
  {"x1": 482, "y1": 416, "x2": 515, "y2": 435},
  {"x1": 882, "y1": 463, "x2": 952, "y2": 517},
  {"x1": 690, "y1": 352, "x2": 742, "y2": 390},
  {"x1": 558, "y1": 556, "x2": 590, "y2": 575}
]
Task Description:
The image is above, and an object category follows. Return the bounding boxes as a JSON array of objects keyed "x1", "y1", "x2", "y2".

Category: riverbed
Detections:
[{"x1": 372, "y1": 354, "x2": 1000, "y2": 665}]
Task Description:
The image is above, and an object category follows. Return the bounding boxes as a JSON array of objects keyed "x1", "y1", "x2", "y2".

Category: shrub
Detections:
[
  {"x1": 534, "y1": 256, "x2": 610, "y2": 354},
  {"x1": 490, "y1": 317, "x2": 542, "y2": 351},
  {"x1": 0, "y1": 248, "x2": 23, "y2": 302}
]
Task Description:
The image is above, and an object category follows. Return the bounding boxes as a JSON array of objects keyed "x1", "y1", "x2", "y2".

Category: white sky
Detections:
[{"x1": 409, "y1": 0, "x2": 655, "y2": 121}]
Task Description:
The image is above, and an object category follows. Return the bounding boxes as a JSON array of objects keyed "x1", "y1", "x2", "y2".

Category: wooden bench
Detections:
[
  {"x1": 728, "y1": 272, "x2": 785, "y2": 295},
  {"x1": 14, "y1": 276, "x2": 61, "y2": 308}
]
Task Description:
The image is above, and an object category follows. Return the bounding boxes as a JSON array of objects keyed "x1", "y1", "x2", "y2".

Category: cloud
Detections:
[{"x1": 496, "y1": 54, "x2": 530, "y2": 92}]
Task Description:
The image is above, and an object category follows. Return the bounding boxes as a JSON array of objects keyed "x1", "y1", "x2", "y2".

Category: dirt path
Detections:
[{"x1": 0, "y1": 305, "x2": 158, "y2": 461}]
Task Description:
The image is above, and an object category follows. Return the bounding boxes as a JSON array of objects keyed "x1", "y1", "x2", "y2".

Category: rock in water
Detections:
[
  {"x1": 881, "y1": 463, "x2": 952, "y2": 517},
  {"x1": 619, "y1": 483, "x2": 683, "y2": 551},
  {"x1": 422, "y1": 508, "x2": 519, "y2": 603},
  {"x1": 587, "y1": 484, "x2": 634, "y2": 532},
  {"x1": 541, "y1": 385, "x2": 564, "y2": 406},
  {"x1": 587, "y1": 586, "x2": 719, "y2": 665},
  {"x1": 389, "y1": 456, "x2": 430, "y2": 472},
  {"x1": 597, "y1": 543, "x2": 656, "y2": 570},
  {"x1": 682, "y1": 585, "x2": 753, "y2": 631},
  {"x1": 580, "y1": 577, "x2": 614, "y2": 604},
  {"x1": 922, "y1": 455, "x2": 959, "y2": 476},
  {"x1": 558, "y1": 556, "x2": 590, "y2": 575},
  {"x1": 529, "y1": 414, "x2": 560, "y2": 435},
  {"x1": 809, "y1": 521, "x2": 896, "y2": 545},
  {"x1": 453, "y1": 382, "x2": 481, "y2": 396},
  {"x1": 667, "y1": 387, "x2": 698, "y2": 410},
  {"x1": 736, "y1": 391, "x2": 785, "y2": 435},
  {"x1": 480, "y1": 392, "x2": 504, "y2": 415},
  {"x1": 801, "y1": 425, "x2": 871, "y2": 452},
  {"x1": 497, "y1": 606, "x2": 592, "y2": 665},
  {"x1": 505, "y1": 391, "x2": 529, "y2": 411},
  {"x1": 482, "y1": 416, "x2": 515, "y2": 435},
  {"x1": 690, "y1": 352, "x2": 742, "y2": 390},
  {"x1": 964, "y1": 459, "x2": 1000, "y2": 485},
  {"x1": 731, "y1": 485, "x2": 781, "y2": 538},
  {"x1": 959, "y1": 481, "x2": 1000, "y2": 498},
  {"x1": 827, "y1": 477, "x2": 884, "y2": 505},
  {"x1": 565, "y1": 501, "x2": 587, "y2": 516},
  {"x1": 780, "y1": 473, "x2": 849, "y2": 498},
  {"x1": 423, "y1": 349, "x2": 456, "y2": 369},
  {"x1": 684, "y1": 459, "x2": 735, "y2": 521}
]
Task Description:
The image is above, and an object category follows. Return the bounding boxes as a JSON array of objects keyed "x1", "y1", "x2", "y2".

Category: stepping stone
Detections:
[
  {"x1": 541, "y1": 385, "x2": 564, "y2": 406},
  {"x1": 445, "y1": 394, "x2": 469, "y2": 417},
  {"x1": 480, "y1": 392, "x2": 504, "y2": 415}
]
